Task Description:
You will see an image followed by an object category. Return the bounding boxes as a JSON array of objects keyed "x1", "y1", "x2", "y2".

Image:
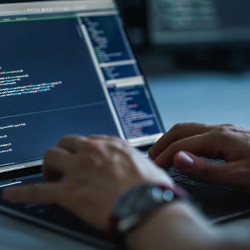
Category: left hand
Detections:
[
  {"x1": 3, "y1": 136, "x2": 172, "y2": 231},
  {"x1": 149, "y1": 123, "x2": 250, "y2": 193}
]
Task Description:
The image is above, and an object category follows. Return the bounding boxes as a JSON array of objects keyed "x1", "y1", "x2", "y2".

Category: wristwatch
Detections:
[{"x1": 109, "y1": 183, "x2": 189, "y2": 240}]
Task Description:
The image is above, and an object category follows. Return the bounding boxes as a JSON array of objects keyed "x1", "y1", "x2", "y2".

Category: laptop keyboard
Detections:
[
  {"x1": 0, "y1": 168, "x2": 208, "y2": 220},
  {"x1": 0, "y1": 167, "x2": 208, "y2": 247},
  {"x1": 0, "y1": 168, "x2": 208, "y2": 222},
  {"x1": 0, "y1": 199, "x2": 102, "y2": 236},
  {"x1": 167, "y1": 167, "x2": 208, "y2": 191},
  {"x1": 0, "y1": 197, "x2": 115, "y2": 248}
]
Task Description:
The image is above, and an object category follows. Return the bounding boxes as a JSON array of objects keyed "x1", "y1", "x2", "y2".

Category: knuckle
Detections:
[
  {"x1": 170, "y1": 122, "x2": 199, "y2": 135},
  {"x1": 74, "y1": 137, "x2": 88, "y2": 148},
  {"x1": 58, "y1": 135, "x2": 77, "y2": 145},
  {"x1": 209, "y1": 126, "x2": 244, "y2": 148},
  {"x1": 211, "y1": 125, "x2": 232, "y2": 138},
  {"x1": 171, "y1": 122, "x2": 201, "y2": 131},
  {"x1": 108, "y1": 141, "x2": 131, "y2": 155},
  {"x1": 210, "y1": 125, "x2": 249, "y2": 145},
  {"x1": 110, "y1": 137, "x2": 128, "y2": 147},
  {"x1": 109, "y1": 136, "x2": 123, "y2": 142},
  {"x1": 171, "y1": 123, "x2": 187, "y2": 132},
  {"x1": 72, "y1": 153, "x2": 105, "y2": 170},
  {"x1": 77, "y1": 139, "x2": 102, "y2": 154},
  {"x1": 43, "y1": 148, "x2": 55, "y2": 162},
  {"x1": 213, "y1": 124, "x2": 239, "y2": 133},
  {"x1": 157, "y1": 141, "x2": 178, "y2": 163},
  {"x1": 88, "y1": 135, "x2": 107, "y2": 139},
  {"x1": 218, "y1": 123, "x2": 234, "y2": 128}
]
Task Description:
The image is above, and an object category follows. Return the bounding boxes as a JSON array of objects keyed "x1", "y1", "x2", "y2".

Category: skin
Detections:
[
  {"x1": 3, "y1": 135, "x2": 171, "y2": 232},
  {"x1": 2, "y1": 130, "x2": 250, "y2": 249},
  {"x1": 149, "y1": 123, "x2": 250, "y2": 193}
]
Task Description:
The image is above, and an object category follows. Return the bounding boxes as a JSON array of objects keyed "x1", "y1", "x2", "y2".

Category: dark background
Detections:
[
  {"x1": 4, "y1": 0, "x2": 250, "y2": 74},
  {"x1": 116, "y1": 0, "x2": 250, "y2": 75}
]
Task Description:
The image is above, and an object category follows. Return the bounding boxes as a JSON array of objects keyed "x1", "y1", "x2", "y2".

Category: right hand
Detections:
[
  {"x1": 3, "y1": 135, "x2": 173, "y2": 231},
  {"x1": 149, "y1": 123, "x2": 250, "y2": 193}
]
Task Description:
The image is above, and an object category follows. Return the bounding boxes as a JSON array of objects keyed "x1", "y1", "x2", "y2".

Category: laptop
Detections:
[{"x1": 0, "y1": 0, "x2": 249, "y2": 249}]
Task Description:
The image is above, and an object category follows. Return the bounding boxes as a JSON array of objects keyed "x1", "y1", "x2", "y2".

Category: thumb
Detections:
[{"x1": 173, "y1": 151, "x2": 228, "y2": 185}]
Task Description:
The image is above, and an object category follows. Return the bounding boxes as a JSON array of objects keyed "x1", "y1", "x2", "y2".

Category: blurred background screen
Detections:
[
  {"x1": 149, "y1": 0, "x2": 250, "y2": 46},
  {"x1": 116, "y1": 0, "x2": 250, "y2": 130},
  {"x1": 117, "y1": 0, "x2": 250, "y2": 73}
]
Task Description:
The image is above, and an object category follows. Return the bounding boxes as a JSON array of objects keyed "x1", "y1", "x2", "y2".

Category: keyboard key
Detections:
[
  {"x1": 168, "y1": 171, "x2": 181, "y2": 177},
  {"x1": 183, "y1": 180, "x2": 207, "y2": 188},
  {"x1": 173, "y1": 175, "x2": 188, "y2": 183}
]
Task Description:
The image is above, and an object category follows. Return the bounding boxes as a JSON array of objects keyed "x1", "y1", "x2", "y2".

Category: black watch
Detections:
[{"x1": 109, "y1": 183, "x2": 188, "y2": 239}]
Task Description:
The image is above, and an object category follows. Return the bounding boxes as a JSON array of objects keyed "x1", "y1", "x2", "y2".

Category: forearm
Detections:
[{"x1": 126, "y1": 202, "x2": 250, "y2": 250}]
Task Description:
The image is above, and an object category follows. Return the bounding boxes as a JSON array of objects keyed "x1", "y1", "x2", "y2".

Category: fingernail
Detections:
[{"x1": 178, "y1": 151, "x2": 194, "y2": 165}]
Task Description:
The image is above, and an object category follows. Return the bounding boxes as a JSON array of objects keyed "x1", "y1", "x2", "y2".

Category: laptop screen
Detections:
[{"x1": 0, "y1": 0, "x2": 164, "y2": 173}]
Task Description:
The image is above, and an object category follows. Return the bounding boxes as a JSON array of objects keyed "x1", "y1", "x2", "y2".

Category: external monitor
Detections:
[{"x1": 148, "y1": 0, "x2": 250, "y2": 47}]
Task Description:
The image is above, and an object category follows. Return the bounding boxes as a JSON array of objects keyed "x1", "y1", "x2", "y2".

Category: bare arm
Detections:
[{"x1": 127, "y1": 202, "x2": 250, "y2": 250}]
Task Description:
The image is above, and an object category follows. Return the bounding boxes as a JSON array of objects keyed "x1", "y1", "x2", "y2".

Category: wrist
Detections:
[
  {"x1": 108, "y1": 183, "x2": 189, "y2": 242},
  {"x1": 125, "y1": 201, "x2": 220, "y2": 250},
  {"x1": 125, "y1": 201, "x2": 189, "y2": 250},
  {"x1": 125, "y1": 201, "x2": 250, "y2": 250}
]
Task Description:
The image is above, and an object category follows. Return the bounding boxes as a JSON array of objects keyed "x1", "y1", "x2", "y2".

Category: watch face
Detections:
[
  {"x1": 112, "y1": 184, "x2": 176, "y2": 234},
  {"x1": 114, "y1": 184, "x2": 175, "y2": 219}
]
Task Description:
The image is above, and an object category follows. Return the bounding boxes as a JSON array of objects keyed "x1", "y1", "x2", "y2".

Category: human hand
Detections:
[
  {"x1": 3, "y1": 136, "x2": 172, "y2": 231},
  {"x1": 149, "y1": 123, "x2": 250, "y2": 193}
]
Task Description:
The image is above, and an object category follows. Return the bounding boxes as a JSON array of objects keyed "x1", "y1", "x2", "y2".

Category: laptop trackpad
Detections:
[{"x1": 191, "y1": 186, "x2": 250, "y2": 223}]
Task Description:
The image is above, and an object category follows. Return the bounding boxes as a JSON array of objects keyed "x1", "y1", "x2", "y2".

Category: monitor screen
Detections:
[
  {"x1": 0, "y1": 0, "x2": 164, "y2": 173},
  {"x1": 148, "y1": 0, "x2": 250, "y2": 46}
]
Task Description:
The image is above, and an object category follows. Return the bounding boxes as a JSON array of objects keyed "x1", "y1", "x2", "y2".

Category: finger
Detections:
[
  {"x1": 43, "y1": 148, "x2": 72, "y2": 181},
  {"x1": 88, "y1": 135, "x2": 109, "y2": 140},
  {"x1": 149, "y1": 123, "x2": 216, "y2": 160},
  {"x1": 59, "y1": 135, "x2": 127, "y2": 156},
  {"x1": 174, "y1": 152, "x2": 250, "y2": 193},
  {"x1": 57, "y1": 136, "x2": 88, "y2": 153},
  {"x1": 173, "y1": 152, "x2": 226, "y2": 184},
  {"x1": 154, "y1": 133, "x2": 221, "y2": 168},
  {"x1": 58, "y1": 136, "x2": 105, "y2": 154},
  {"x1": 88, "y1": 135, "x2": 126, "y2": 146},
  {"x1": 3, "y1": 183, "x2": 62, "y2": 204}
]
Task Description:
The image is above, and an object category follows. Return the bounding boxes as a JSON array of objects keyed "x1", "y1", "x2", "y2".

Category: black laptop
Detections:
[{"x1": 0, "y1": 0, "x2": 249, "y2": 249}]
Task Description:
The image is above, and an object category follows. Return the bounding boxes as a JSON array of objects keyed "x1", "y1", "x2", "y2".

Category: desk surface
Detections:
[
  {"x1": 148, "y1": 71, "x2": 250, "y2": 131},
  {"x1": 1, "y1": 71, "x2": 250, "y2": 249},
  {"x1": 0, "y1": 213, "x2": 97, "y2": 250}
]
